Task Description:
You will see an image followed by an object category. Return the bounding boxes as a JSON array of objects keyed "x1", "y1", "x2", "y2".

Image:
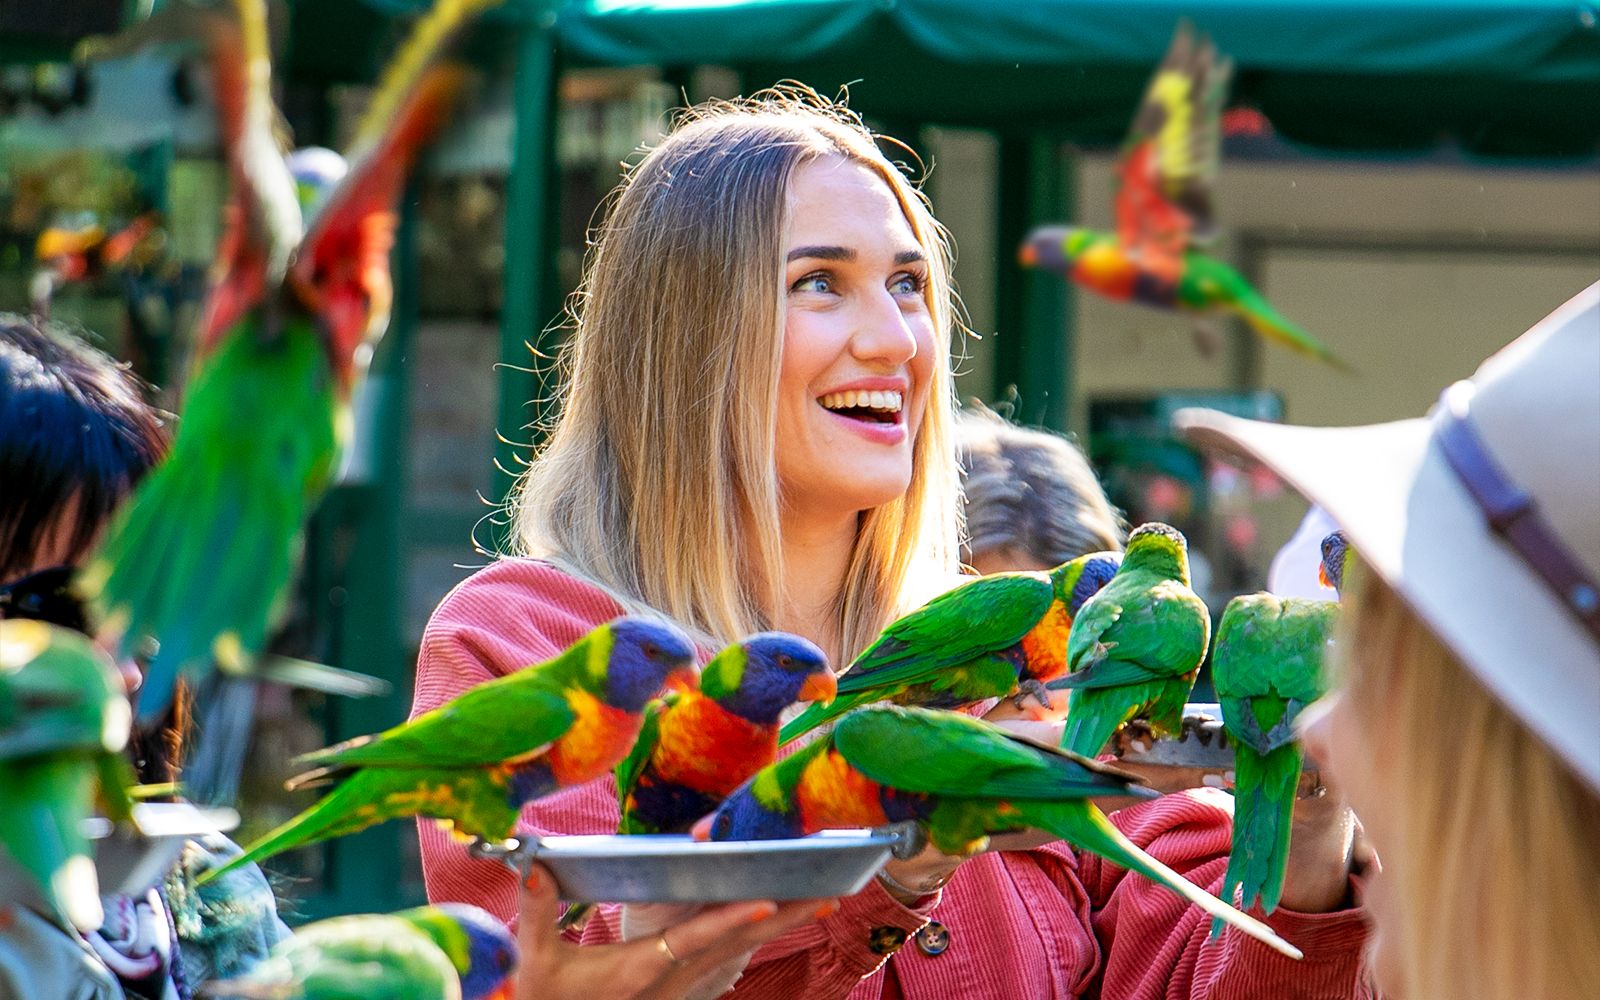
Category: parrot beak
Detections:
[
  {"x1": 1317, "y1": 563, "x2": 1332, "y2": 590},
  {"x1": 1019, "y1": 226, "x2": 1073, "y2": 275},
  {"x1": 799, "y1": 670, "x2": 838, "y2": 706},
  {"x1": 485, "y1": 981, "x2": 515, "y2": 1000},
  {"x1": 665, "y1": 665, "x2": 699, "y2": 695},
  {"x1": 690, "y1": 815, "x2": 713, "y2": 842}
]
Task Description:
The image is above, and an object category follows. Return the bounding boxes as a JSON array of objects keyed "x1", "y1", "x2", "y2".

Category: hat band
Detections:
[{"x1": 1435, "y1": 381, "x2": 1600, "y2": 643}]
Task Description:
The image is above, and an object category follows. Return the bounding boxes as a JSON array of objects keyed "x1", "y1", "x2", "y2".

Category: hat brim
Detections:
[{"x1": 1174, "y1": 407, "x2": 1600, "y2": 793}]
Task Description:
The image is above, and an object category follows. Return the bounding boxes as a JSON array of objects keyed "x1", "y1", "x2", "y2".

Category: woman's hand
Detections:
[
  {"x1": 876, "y1": 845, "x2": 965, "y2": 905},
  {"x1": 1276, "y1": 743, "x2": 1375, "y2": 914},
  {"x1": 514, "y1": 863, "x2": 837, "y2": 1000}
]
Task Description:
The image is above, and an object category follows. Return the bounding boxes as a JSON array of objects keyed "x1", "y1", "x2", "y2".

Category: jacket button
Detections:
[
  {"x1": 914, "y1": 920, "x2": 950, "y2": 956},
  {"x1": 867, "y1": 926, "x2": 908, "y2": 956}
]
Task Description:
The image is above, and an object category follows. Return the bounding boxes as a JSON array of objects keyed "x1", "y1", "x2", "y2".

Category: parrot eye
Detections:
[
  {"x1": 777, "y1": 654, "x2": 794, "y2": 668},
  {"x1": 642, "y1": 643, "x2": 661, "y2": 660},
  {"x1": 496, "y1": 948, "x2": 513, "y2": 973},
  {"x1": 713, "y1": 812, "x2": 732, "y2": 839}
]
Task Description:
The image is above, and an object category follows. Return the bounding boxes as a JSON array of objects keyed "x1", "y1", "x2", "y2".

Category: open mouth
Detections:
[{"x1": 818, "y1": 389, "x2": 904, "y2": 425}]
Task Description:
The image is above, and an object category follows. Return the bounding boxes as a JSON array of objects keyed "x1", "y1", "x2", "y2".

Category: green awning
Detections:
[{"x1": 551, "y1": 0, "x2": 1600, "y2": 158}]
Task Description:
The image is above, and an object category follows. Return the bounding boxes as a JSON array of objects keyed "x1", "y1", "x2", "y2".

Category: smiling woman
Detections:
[{"x1": 411, "y1": 88, "x2": 1371, "y2": 1000}]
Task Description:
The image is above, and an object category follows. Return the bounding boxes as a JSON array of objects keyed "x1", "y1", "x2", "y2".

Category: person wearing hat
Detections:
[{"x1": 1176, "y1": 282, "x2": 1600, "y2": 1000}]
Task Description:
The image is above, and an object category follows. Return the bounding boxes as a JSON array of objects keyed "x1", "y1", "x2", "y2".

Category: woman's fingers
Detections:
[
  {"x1": 639, "y1": 899, "x2": 838, "y2": 1000},
  {"x1": 514, "y1": 864, "x2": 565, "y2": 994}
]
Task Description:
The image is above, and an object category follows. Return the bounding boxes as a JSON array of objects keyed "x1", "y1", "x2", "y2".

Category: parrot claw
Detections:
[
  {"x1": 880, "y1": 821, "x2": 927, "y2": 861},
  {"x1": 1013, "y1": 679, "x2": 1054, "y2": 713}
]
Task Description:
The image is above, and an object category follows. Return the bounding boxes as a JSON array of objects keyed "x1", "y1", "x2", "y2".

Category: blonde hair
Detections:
[
  {"x1": 1335, "y1": 562, "x2": 1600, "y2": 1000},
  {"x1": 955, "y1": 405, "x2": 1124, "y2": 565},
  {"x1": 510, "y1": 87, "x2": 962, "y2": 660}
]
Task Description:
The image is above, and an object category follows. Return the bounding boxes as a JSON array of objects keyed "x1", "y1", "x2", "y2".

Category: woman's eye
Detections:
[
  {"x1": 790, "y1": 272, "x2": 833, "y2": 294},
  {"x1": 890, "y1": 272, "x2": 925, "y2": 296}
]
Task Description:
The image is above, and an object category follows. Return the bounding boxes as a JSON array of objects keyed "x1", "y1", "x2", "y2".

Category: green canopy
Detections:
[{"x1": 556, "y1": 0, "x2": 1600, "y2": 157}]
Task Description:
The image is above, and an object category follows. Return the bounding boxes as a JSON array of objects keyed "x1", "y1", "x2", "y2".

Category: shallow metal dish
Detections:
[{"x1": 470, "y1": 829, "x2": 905, "y2": 904}]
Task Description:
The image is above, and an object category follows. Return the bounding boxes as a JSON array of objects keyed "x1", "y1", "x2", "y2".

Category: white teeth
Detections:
[{"x1": 819, "y1": 390, "x2": 903, "y2": 412}]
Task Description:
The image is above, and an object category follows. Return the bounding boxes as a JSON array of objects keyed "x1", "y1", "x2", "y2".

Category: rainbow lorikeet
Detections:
[
  {"x1": 701, "y1": 705, "x2": 1300, "y2": 958},
  {"x1": 1050, "y1": 524, "x2": 1209, "y2": 758},
  {"x1": 0, "y1": 620, "x2": 136, "y2": 932},
  {"x1": 200, "y1": 617, "x2": 695, "y2": 885},
  {"x1": 618, "y1": 632, "x2": 836, "y2": 835},
  {"x1": 78, "y1": 0, "x2": 501, "y2": 722},
  {"x1": 1318, "y1": 529, "x2": 1352, "y2": 596},
  {"x1": 1210, "y1": 594, "x2": 1338, "y2": 936},
  {"x1": 777, "y1": 552, "x2": 1122, "y2": 746},
  {"x1": 207, "y1": 902, "x2": 516, "y2": 1000},
  {"x1": 1018, "y1": 24, "x2": 1348, "y2": 371}
]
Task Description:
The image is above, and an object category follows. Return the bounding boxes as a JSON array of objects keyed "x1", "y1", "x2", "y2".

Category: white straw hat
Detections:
[{"x1": 1175, "y1": 283, "x2": 1600, "y2": 793}]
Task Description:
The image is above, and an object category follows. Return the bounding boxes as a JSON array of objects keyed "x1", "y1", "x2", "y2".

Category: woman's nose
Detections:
[{"x1": 849, "y1": 289, "x2": 919, "y2": 365}]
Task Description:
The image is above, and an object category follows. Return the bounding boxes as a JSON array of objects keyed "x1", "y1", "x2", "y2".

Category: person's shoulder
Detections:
[
  {"x1": 420, "y1": 558, "x2": 626, "y2": 680},
  {"x1": 431, "y1": 557, "x2": 622, "y2": 629}
]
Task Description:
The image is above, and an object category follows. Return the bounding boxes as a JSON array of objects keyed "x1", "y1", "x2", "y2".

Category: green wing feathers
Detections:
[{"x1": 83, "y1": 326, "x2": 338, "y2": 720}]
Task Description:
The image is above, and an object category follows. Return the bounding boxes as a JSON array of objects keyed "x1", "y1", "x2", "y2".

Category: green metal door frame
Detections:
[
  {"x1": 993, "y1": 133, "x2": 1074, "y2": 432},
  {"x1": 493, "y1": 24, "x2": 563, "y2": 540}
]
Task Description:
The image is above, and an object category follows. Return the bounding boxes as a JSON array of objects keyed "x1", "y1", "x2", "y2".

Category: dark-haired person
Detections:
[{"x1": 0, "y1": 314, "x2": 289, "y2": 1000}]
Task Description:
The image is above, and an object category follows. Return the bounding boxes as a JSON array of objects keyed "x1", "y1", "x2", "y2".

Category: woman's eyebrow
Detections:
[{"x1": 785, "y1": 246, "x2": 928, "y2": 264}]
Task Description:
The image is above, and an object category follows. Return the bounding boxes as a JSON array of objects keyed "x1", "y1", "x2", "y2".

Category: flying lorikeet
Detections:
[
  {"x1": 199, "y1": 617, "x2": 696, "y2": 885},
  {"x1": 78, "y1": 0, "x2": 501, "y2": 722},
  {"x1": 1018, "y1": 23, "x2": 1348, "y2": 370},
  {"x1": 206, "y1": 902, "x2": 517, "y2": 1000},
  {"x1": 700, "y1": 705, "x2": 1300, "y2": 958},
  {"x1": 618, "y1": 632, "x2": 835, "y2": 835},
  {"x1": 0, "y1": 620, "x2": 136, "y2": 932},
  {"x1": 777, "y1": 552, "x2": 1123, "y2": 746},
  {"x1": 1318, "y1": 529, "x2": 1351, "y2": 597},
  {"x1": 1050, "y1": 523, "x2": 1209, "y2": 758},
  {"x1": 1210, "y1": 594, "x2": 1338, "y2": 935}
]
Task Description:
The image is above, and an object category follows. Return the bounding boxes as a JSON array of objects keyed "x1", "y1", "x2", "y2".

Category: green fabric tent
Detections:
[{"x1": 555, "y1": 0, "x2": 1600, "y2": 157}]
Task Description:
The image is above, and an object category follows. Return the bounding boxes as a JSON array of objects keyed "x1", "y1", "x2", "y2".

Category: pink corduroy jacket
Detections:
[{"x1": 412, "y1": 558, "x2": 1373, "y2": 999}]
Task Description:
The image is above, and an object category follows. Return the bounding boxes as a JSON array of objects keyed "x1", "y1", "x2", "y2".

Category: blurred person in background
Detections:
[{"x1": 0, "y1": 315, "x2": 288, "y2": 999}]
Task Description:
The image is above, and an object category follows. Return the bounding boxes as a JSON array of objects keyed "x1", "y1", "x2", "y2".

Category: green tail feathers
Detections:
[
  {"x1": 1027, "y1": 800, "x2": 1302, "y2": 960},
  {"x1": 1212, "y1": 743, "x2": 1302, "y2": 937},
  {"x1": 1230, "y1": 286, "x2": 1352, "y2": 373},
  {"x1": 779, "y1": 693, "x2": 870, "y2": 746},
  {"x1": 199, "y1": 767, "x2": 411, "y2": 886},
  {"x1": 85, "y1": 325, "x2": 338, "y2": 721}
]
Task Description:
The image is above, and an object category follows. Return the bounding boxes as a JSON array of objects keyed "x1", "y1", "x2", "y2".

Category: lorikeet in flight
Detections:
[
  {"x1": 700, "y1": 705, "x2": 1301, "y2": 958},
  {"x1": 206, "y1": 902, "x2": 516, "y2": 1000},
  {"x1": 0, "y1": 620, "x2": 136, "y2": 932},
  {"x1": 78, "y1": 0, "x2": 501, "y2": 722},
  {"x1": 200, "y1": 617, "x2": 695, "y2": 884},
  {"x1": 1318, "y1": 529, "x2": 1352, "y2": 596},
  {"x1": 1018, "y1": 23, "x2": 1349, "y2": 370},
  {"x1": 777, "y1": 551, "x2": 1122, "y2": 746},
  {"x1": 1210, "y1": 594, "x2": 1338, "y2": 935},
  {"x1": 618, "y1": 632, "x2": 836, "y2": 835},
  {"x1": 1050, "y1": 523, "x2": 1209, "y2": 758}
]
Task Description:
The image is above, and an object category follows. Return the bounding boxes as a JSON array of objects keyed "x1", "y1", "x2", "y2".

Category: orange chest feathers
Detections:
[
  {"x1": 1018, "y1": 598, "x2": 1073, "y2": 683},
  {"x1": 654, "y1": 693, "x2": 776, "y2": 796},
  {"x1": 795, "y1": 748, "x2": 892, "y2": 832},
  {"x1": 546, "y1": 688, "x2": 643, "y2": 785}
]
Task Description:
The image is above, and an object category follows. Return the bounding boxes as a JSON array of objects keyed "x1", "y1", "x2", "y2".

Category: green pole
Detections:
[
  {"x1": 493, "y1": 23, "x2": 561, "y2": 546},
  {"x1": 993, "y1": 135, "x2": 1072, "y2": 432}
]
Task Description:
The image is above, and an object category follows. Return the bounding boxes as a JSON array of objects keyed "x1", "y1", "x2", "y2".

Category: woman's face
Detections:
[
  {"x1": 1299, "y1": 688, "x2": 1400, "y2": 991},
  {"x1": 775, "y1": 156, "x2": 936, "y2": 520}
]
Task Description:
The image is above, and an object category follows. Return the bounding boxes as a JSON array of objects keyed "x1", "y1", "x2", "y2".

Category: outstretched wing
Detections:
[
  {"x1": 293, "y1": 0, "x2": 498, "y2": 391},
  {"x1": 1114, "y1": 22, "x2": 1231, "y2": 264},
  {"x1": 834, "y1": 706, "x2": 1142, "y2": 801}
]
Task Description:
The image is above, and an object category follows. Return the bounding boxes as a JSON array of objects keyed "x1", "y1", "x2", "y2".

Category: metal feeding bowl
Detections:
[{"x1": 469, "y1": 826, "x2": 918, "y2": 904}]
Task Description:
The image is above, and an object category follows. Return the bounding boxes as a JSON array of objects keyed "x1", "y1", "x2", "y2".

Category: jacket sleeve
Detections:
[{"x1": 1078, "y1": 788, "x2": 1374, "y2": 1000}]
